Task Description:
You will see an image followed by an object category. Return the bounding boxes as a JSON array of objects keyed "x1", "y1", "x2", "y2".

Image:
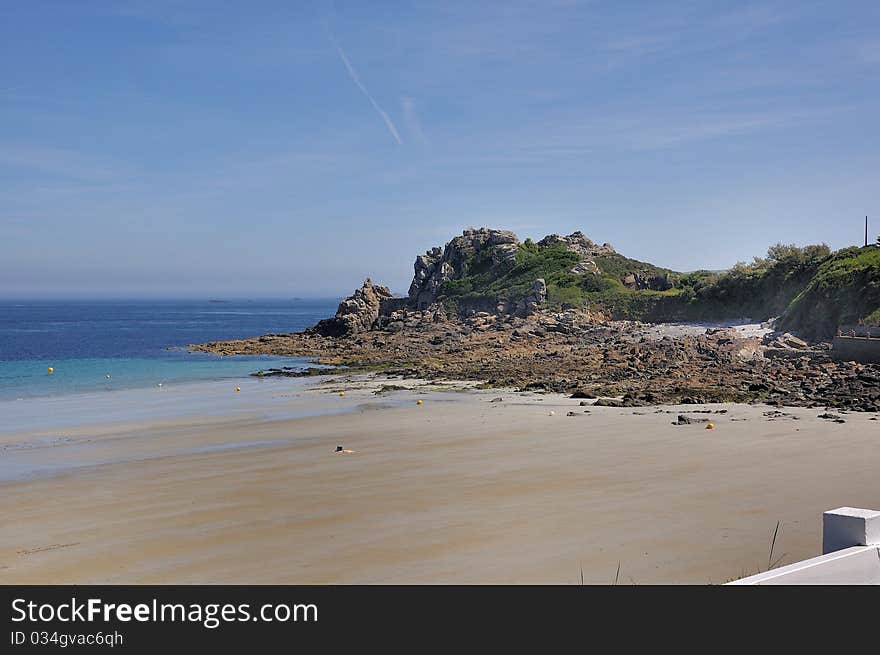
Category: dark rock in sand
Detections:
[{"x1": 672, "y1": 414, "x2": 710, "y2": 425}]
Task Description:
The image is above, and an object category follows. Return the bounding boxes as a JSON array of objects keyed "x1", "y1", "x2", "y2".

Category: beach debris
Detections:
[
  {"x1": 817, "y1": 413, "x2": 841, "y2": 420},
  {"x1": 47, "y1": 367, "x2": 54, "y2": 374},
  {"x1": 593, "y1": 398, "x2": 624, "y2": 407},
  {"x1": 669, "y1": 409, "x2": 728, "y2": 414},
  {"x1": 705, "y1": 422, "x2": 715, "y2": 430},
  {"x1": 490, "y1": 397, "x2": 504, "y2": 403},
  {"x1": 570, "y1": 390, "x2": 596, "y2": 399},
  {"x1": 579, "y1": 401, "x2": 592, "y2": 406},
  {"x1": 672, "y1": 414, "x2": 709, "y2": 425},
  {"x1": 373, "y1": 384, "x2": 407, "y2": 394},
  {"x1": 548, "y1": 410, "x2": 555, "y2": 416},
  {"x1": 334, "y1": 445, "x2": 355, "y2": 454},
  {"x1": 763, "y1": 410, "x2": 799, "y2": 421}
]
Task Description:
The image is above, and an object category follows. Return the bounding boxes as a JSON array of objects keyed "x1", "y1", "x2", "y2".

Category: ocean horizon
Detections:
[{"x1": 0, "y1": 298, "x2": 339, "y2": 400}]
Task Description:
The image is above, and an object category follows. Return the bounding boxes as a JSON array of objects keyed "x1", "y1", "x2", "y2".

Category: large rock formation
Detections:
[
  {"x1": 538, "y1": 231, "x2": 615, "y2": 276},
  {"x1": 515, "y1": 278, "x2": 547, "y2": 317},
  {"x1": 538, "y1": 231, "x2": 615, "y2": 258},
  {"x1": 313, "y1": 278, "x2": 394, "y2": 337},
  {"x1": 622, "y1": 272, "x2": 674, "y2": 291},
  {"x1": 408, "y1": 228, "x2": 520, "y2": 309}
]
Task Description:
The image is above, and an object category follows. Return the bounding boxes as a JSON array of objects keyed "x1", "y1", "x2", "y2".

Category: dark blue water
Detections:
[{"x1": 0, "y1": 299, "x2": 339, "y2": 399}]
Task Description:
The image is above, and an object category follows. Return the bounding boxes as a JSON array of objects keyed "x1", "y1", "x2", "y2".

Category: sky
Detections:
[{"x1": 1, "y1": 0, "x2": 879, "y2": 298}]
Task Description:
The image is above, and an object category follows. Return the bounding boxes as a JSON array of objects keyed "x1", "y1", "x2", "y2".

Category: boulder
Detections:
[
  {"x1": 407, "y1": 228, "x2": 521, "y2": 309},
  {"x1": 622, "y1": 272, "x2": 674, "y2": 291},
  {"x1": 313, "y1": 278, "x2": 394, "y2": 337},
  {"x1": 515, "y1": 278, "x2": 547, "y2": 317}
]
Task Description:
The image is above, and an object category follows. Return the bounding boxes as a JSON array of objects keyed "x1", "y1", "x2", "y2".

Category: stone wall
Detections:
[{"x1": 832, "y1": 336, "x2": 880, "y2": 363}]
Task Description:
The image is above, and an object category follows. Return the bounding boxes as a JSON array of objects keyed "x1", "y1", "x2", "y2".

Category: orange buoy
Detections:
[
  {"x1": 47, "y1": 367, "x2": 54, "y2": 374},
  {"x1": 417, "y1": 399, "x2": 423, "y2": 405},
  {"x1": 339, "y1": 391, "x2": 345, "y2": 397},
  {"x1": 706, "y1": 422, "x2": 714, "y2": 430}
]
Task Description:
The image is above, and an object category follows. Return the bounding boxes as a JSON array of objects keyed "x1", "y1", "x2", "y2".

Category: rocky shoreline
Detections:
[
  {"x1": 191, "y1": 227, "x2": 880, "y2": 413},
  {"x1": 193, "y1": 298, "x2": 880, "y2": 413}
]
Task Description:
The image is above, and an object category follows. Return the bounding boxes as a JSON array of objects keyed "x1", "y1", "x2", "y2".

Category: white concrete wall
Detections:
[
  {"x1": 729, "y1": 507, "x2": 880, "y2": 585},
  {"x1": 727, "y1": 546, "x2": 880, "y2": 585}
]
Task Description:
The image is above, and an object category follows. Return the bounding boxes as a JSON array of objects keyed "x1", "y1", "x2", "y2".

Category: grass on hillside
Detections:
[
  {"x1": 779, "y1": 245, "x2": 880, "y2": 338},
  {"x1": 433, "y1": 237, "x2": 880, "y2": 337}
]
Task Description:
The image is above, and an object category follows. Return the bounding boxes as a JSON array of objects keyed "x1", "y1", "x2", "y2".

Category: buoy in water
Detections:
[
  {"x1": 417, "y1": 399, "x2": 423, "y2": 405},
  {"x1": 235, "y1": 386, "x2": 241, "y2": 393},
  {"x1": 106, "y1": 374, "x2": 111, "y2": 379},
  {"x1": 549, "y1": 410, "x2": 555, "y2": 416},
  {"x1": 158, "y1": 383, "x2": 163, "y2": 387},
  {"x1": 47, "y1": 367, "x2": 54, "y2": 374},
  {"x1": 339, "y1": 391, "x2": 345, "y2": 397},
  {"x1": 706, "y1": 422, "x2": 715, "y2": 430}
]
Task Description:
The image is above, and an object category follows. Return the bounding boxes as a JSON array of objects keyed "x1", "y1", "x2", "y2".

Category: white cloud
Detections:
[{"x1": 333, "y1": 42, "x2": 402, "y2": 145}]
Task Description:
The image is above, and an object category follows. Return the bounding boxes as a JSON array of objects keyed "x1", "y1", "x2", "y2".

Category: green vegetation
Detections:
[
  {"x1": 778, "y1": 245, "x2": 880, "y2": 338},
  {"x1": 591, "y1": 253, "x2": 672, "y2": 282},
  {"x1": 437, "y1": 242, "x2": 581, "y2": 311},
  {"x1": 670, "y1": 243, "x2": 833, "y2": 322},
  {"x1": 436, "y1": 241, "x2": 675, "y2": 314},
  {"x1": 433, "y1": 237, "x2": 880, "y2": 338}
]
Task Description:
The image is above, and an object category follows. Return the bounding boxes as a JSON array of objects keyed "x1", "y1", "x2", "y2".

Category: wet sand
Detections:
[{"x1": 1, "y1": 376, "x2": 878, "y2": 584}]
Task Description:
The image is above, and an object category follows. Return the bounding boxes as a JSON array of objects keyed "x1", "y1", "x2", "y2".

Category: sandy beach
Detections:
[{"x1": 1, "y1": 374, "x2": 878, "y2": 584}]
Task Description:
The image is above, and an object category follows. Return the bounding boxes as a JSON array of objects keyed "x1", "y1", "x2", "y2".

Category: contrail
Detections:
[{"x1": 334, "y1": 43, "x2": 402, "y2": 144}]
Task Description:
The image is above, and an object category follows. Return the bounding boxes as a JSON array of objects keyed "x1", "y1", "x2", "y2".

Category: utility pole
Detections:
[{"x1": 866, "y1": 216, "x2": 869, "y2": 247}]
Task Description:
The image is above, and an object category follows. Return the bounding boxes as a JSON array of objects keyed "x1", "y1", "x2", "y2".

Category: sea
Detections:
[{"x1": 0, "y1": 298, "x2": 339, "y2": 401}]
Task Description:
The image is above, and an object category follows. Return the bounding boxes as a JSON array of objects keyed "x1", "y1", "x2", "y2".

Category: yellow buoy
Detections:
[
  {"x1": 417, "y1": 399, "x2": 423, "y2": 405},
  {"x1": 47, "y1": 367, "x2": 54, "y2": 374},
  {"x1": 706, "y1": 422, "x2": 714, "y2": 430},
  {"x1": 339, "y1": 391, "x2": 345, "y2": 397},
  {"x1": 235, "y1": 386, "x2": 241, "y2": 393}
]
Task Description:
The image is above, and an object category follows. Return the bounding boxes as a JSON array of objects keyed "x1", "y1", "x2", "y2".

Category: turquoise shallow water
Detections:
[
  {"x1": 0, "y1": 299, "x2": 338, "y2": 400},
  {"x1": 0, "y1": 354, "x2": 315, "y2": 400}
]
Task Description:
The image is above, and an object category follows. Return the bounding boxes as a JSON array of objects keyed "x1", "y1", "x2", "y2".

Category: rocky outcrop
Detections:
[
  {"x1": 539, "y1": 231, "x2": 615, "y2": 258},
  {"x1": 313, "y1": 278, "x2": 394, "y2": 337},
  {"x1": 515, "y1": 278, "x2": 547, "y2": 317},
  {"x1": 195, "y1": 305, "x2": 880, "y2": 413},
  {"x1": 538, "y1": 231, "x2": 614, "y2": 276},
  {"x1": 622, "y1": 272, "x2": 674, "y2": 291},
  {"x1": 408, "y1": 228, "x2": 520, "y2": 309}
]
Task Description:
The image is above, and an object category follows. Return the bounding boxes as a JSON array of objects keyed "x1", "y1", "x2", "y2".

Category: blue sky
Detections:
[{"x1": 2, "y1": 0, "x2": 878, "y2": 298}]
